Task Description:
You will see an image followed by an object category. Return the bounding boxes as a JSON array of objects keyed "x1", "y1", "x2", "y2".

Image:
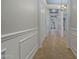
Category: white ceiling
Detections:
[{"x1": 46, "y1": 0, "x2": 68, "y2": 4}]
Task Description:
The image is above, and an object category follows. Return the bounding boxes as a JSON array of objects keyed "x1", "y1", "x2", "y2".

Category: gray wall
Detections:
[
  {"x1": 67, "y1": 0, "x2": 77, "y2": 56},
  {"x1": 1, "y1": 0, "x2": 38, "y2": 35},
  {"x1": 70, "y1": 0, "x2": 77, "y2": 28},
  {"x1": 1, "y1": 0, "x2": 39, "y2": 59}
]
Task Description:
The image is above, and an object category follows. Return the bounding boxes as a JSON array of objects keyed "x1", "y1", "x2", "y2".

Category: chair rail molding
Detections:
[{"x1": 1, "y1": 28, "x2": 37, "y2": 42}]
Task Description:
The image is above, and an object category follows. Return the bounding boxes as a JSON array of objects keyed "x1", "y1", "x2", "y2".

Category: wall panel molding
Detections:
[
  {"x1": 2, "y1": 28, "x2": 38, "y2": 59},
  {"x1": 71, "y1": 27, "x2": 77, "y2": 37},
  {"x1": 25, "y1": 47, "x2": 38, "y2": 59},
  {"x1": 70, "y1": 27, "x2": 77, "y2": 57},
  {"x1": 71, "y1": 31, "x2": 77, "y2": 37},
  {"x1": 18, "y1": 32, "x2": 38, "y2": 59},
  {"x1": 71, "y1": 48, "x2": 77, "y2": 57},
  {"x1": 1, "y1": 28, "x2": 37, "y2": 42},
  {"x1": 19, "y1": 32, "x2": 37, "y2": 43},
  {"x1": 71, "y1": 28, "x2": 77, "y2": 31},
  {"x1": 1, "y1": 48, "x2": 7, "y2": 59}
]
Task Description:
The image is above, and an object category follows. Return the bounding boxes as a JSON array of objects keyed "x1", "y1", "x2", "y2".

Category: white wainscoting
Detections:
[
  {"x1": 70, "y1": 28, "x2": 77, "y2": 57},
  {"x1": 1, "y1": 28, "x2": 38, "y2": 59},
  {"x1": 1, "y1": 48, "x2": 7, "y2": 59}
]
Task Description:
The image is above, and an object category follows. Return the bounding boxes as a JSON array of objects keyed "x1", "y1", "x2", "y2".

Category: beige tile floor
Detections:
[{"x1": 33, "y1": 33, "x2": 76, "y2": 59}]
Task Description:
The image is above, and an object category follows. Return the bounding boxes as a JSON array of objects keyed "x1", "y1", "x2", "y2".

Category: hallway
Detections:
[
  {"x1": 1, "y1": 0, "x2": 77, "y2": 59},
  {"x1": 33, "y1": 33, "x2": 76, "y2": 59}
]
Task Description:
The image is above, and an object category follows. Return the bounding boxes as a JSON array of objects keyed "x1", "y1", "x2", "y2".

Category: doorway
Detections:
[{"x1": 47, "y1": 8, "x2": 64, "y2": 37}]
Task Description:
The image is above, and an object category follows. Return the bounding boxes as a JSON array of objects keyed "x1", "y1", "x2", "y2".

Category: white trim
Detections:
[
  {"x1": 74, "y1": 48, "x2": 77, "y2": 52},
  {"x1": 18, "y1": 32, "x2": 38, "y2": 59},
  {"x1": 71, "y1": 30, "x2": 77, "y2": 37},
  {"x1": 2, "y1": 28, "x2": 37, "y2": 38},
  {"x1": 46, "y1": 4, "x2": 61, "y2": 9},
  {"x1": 71, "y1": 48, "x2": 77, "y2": 57},
  {"x1": 1, "y1": 48, "x2": 7, "y2": 59},
  {"x1": 25, "y1": 47, "x2": 38, "y2": 59},
  {"x1": 70, "y1": 28, "x2": 77, "y2": 57},
  {"x1": 1, "y1": 28, "x2": 37, "y2": 42},
  {"x1": 19, "y1": 32, "x2": 37, "y2": 43},
  {"x1": 1, "y1": 48, "x2": 7, "y2": 54},
  {"x1": 71, "y1": 28, "x2": 77, "y2": 31},
  {"x1": 40, "y1": 34, "x2": 47, "y2": 48}
]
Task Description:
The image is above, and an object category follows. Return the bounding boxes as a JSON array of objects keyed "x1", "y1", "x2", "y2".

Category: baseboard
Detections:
[
  {"x1": 70, "y1": 48, "x2": 77, "y2": 57},
  {"x1": 39, "y1": 36, "x2": 47, "y2": 48},
  {"x1": 25, "y1": 47, "x2": 38, "y2": 59}
]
